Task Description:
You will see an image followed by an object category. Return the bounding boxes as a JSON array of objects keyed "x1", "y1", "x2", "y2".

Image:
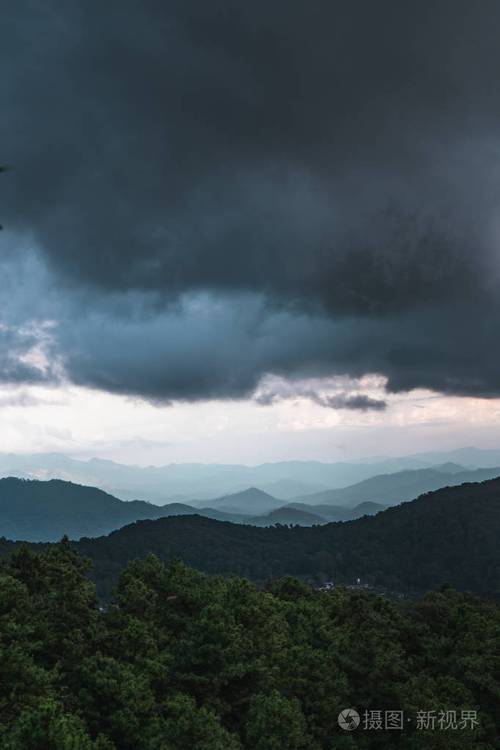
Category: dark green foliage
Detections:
[
  {"x1": 64, "y1": 478, "x2": 500, "y2": 599},
  {"x1": 0, "y1": 544, "x2": 498, "y2": 748}
]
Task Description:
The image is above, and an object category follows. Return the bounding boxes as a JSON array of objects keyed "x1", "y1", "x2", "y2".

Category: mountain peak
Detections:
[
  {"x1": 237, "y1": 486, "x2": 274, "y2": 498},
  {"x1": 206, "y1": 486, "x2": 283, "y2": 514}
]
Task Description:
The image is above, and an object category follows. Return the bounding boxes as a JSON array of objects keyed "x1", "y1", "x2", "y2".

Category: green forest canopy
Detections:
[{"x1": 0, "y1": 542, "x2": 498, "y2": 749}]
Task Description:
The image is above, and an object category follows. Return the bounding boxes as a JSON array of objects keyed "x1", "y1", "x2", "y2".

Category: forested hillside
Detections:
[
  {"x1": 0, "y1": 478, "x2": 498, "y2": 600},
  {"x1": 70, "y1": 478, "x2": 500, "y2": 599},
  {"x1": 0, "y1": 543, "x2": 498, "y2": 748}
]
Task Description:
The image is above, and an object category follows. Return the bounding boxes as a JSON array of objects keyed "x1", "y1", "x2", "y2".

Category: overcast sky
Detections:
[{"x1": 1, "y1": 1, "x2": 500, "y2": 464}]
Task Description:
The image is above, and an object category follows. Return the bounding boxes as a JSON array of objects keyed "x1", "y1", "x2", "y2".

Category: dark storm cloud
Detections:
[{"x1": 1, "y1": 1, "x2": 500, "y2": 401}]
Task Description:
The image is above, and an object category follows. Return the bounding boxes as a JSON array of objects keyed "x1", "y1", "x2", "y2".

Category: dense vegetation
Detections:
[
  {"x1": 69, "y1": 478, "x2": 500, "y2": 600},
  {"x1": 0, "y1": 541, "x2": 498, "y2": 748}
]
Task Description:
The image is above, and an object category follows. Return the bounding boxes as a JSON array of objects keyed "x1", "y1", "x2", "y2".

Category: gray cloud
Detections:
[
  {"x1": 0, "y1": 2, "x2": 500, "y2": 401},
  {"x1": 1, "y1": 244, "x2": 500, "y2": 403},
  {"x1": 0, "y1": 322, "x2": 54, "y2": 387},
  {"x1": 311, "y1": 393, "x2": 387, "y2": 411},
  {"x1": 254, "y1": 380, "x2": 387, "y2": 411},
  {"x1": 0, "y1": 391, "x2": 57, "y2": 408}
]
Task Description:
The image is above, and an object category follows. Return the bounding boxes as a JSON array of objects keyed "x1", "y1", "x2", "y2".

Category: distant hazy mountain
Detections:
[
  {"x1": 250, "y1": 501, "x2": 386, "y2": 526},
  {"x1": 285, "y1": 500, "x2": 386, "y2": 522},
  {"x1": 0, "y1": 478, "x2": 257, "y2": 542},
  {"x1": 0, "y1": 448, "x2": 500, "y2": 505},
  {"x1": 0, "y1": 448, "x2": 498, "y2": 507},
  {"x1": 249, "y1": 478, "x2": 330, "y2": 499},
  {"x1": 0, "y1": 477, "x2": 393, "y2": 542},
  {"x1": 153, "y1": 502, "x2": 241, "y2": 524},
  {"x1": 0, "y1": 453, "x2": 396, "y2": 502},
  {"x1": 294, "y1": 466, "x2": 500, "y2": 508},
  {"x1": 285, "y1": 501, "x2": 351, "y2": 521},
  {"x1": 166, "y1": 492, "x2": 386, "y2": 526},
  {"x1": 197, "y1": 487, "x2": 284, "y2": 515},
  {"x1": 402, "y1": 447, "x2": 500, "y2": 469},
  {"x1": 433, "y1": 462, "x2": 469, "y2": 474}
]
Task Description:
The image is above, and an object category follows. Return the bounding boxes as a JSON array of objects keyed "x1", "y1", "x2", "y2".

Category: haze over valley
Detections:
[
  {"x1": 1, "y1": 446, "x2": 500, "y2": 505},
  {"x1": 1, "y1": 447, "x2": 499, "y2": 542}
]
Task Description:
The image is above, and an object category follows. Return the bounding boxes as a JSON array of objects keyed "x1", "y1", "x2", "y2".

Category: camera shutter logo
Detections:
[{"x1": 338, "y1": 708, "x2": 360, "y2": 731}]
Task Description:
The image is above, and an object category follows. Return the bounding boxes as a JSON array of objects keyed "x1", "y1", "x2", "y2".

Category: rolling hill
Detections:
[
  {"x1": 57, "y1": 476, "x2": 500, "y2": 599},
  {"x1": 0, "y1": 478, "x2": 382, "y2": 542},
  {"x1": 295, "y1": 465, "x2": 500, "y2": 507},
  {"x1": 0, "y1": 478, "x2": 253, "y2": 541},
  {"x1": 0, "y1": 478, "x2": 172, "y2": 541},
  {"x1": 2, "y1": 466, "x2": 500, "y2": 547},
  {"x1": 0, "y1": 478, "x2": 343, "y2": 542}
]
